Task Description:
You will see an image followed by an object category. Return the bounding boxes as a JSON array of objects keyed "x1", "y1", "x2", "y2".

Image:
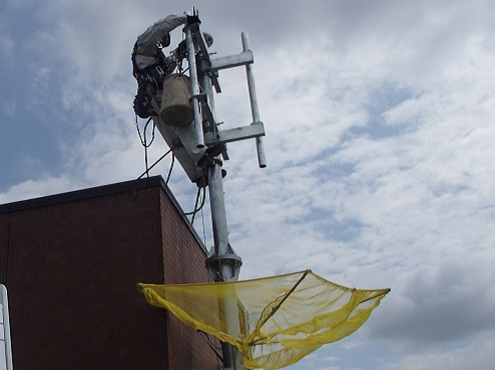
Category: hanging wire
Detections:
[
  {"x1": 197, "y1": 330, "x2": 223, "y2": 363},
  {"x1": 184, "y1": 170, "x2": 207, "y2": 224},
  {"x1": 135, "y1": 116, "x2": 155, "y2": 147},
  {"x1": 201, "y1": 196, "x2": 207, "y2": 246},
  {"x1": 186, "y1": 184, "x2": 206, "y2": 225},
  {"x1": 164, "y1": 154, "x2": 175, "y2": 186},
  {"x1": 191, "y1": 187, "x2": 202, "y2": 221},
  {"x1": 135, "y1": 115, "x2": 156, "y2": 177},
  {"x1": 137, "y1": 147, "x2": 174, "y2": 179}
]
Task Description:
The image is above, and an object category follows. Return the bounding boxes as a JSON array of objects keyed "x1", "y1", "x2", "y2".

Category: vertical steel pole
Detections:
[
  {"x1": 242, "y1": 32, "x2": 267, "y2": 168},
  {"x1": 196, "y1": 33, "x2": 245, "y2": 370},
  {"x1": 206, "y1": 164, "x2": 242, "y2": 369},
  {"x1": 1, "y1": 284, "x2": 14, "y2": 370}
]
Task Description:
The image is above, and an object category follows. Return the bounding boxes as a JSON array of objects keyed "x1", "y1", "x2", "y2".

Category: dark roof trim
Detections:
[
  {"x1": 0, "y1": 176, "x2": 165, "y2": 213},
  {"x1": 0, "y1": 176, "x2": 207, "y2": 252}
]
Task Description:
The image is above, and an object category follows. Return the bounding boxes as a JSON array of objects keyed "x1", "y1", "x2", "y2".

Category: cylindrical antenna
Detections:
[
  {"x1": 185, "y1": 26, "x2": 205, "y2": 148},
  {"x1": 242, "y1": 32, "x2": 267, "y2": 168}
]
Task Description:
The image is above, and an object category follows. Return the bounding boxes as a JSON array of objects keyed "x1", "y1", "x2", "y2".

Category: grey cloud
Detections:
[
  {"x1": 370, "y1": 257, "x2": 495, "y2": 346},
  {"x1": 379, "y1": 331, "x2": 495, "y2": 370}
]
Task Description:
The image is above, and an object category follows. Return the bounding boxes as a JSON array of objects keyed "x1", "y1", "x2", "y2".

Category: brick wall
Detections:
[
  {"x1": 159, "y1": 190, "x2": 222, "y2": 370},
  {"x1": 0, "y1": 177, "x2": 219, "y2": 370}
]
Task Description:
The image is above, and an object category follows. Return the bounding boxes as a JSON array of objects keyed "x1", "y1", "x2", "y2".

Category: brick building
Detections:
[{"x1": 0, "y1": 176, "x2": 220, "y2": 369}]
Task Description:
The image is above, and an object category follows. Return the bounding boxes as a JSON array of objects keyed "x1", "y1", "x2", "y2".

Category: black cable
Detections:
[
  {"x1": 164, "y1": 154, "x2": 175, "y2": 186},
  {"x1": 135, "y1": 115, "x2": 156, "y2": 177},
  {"x1": 144, "y1": 140, "x2": 149, "y2": 178},
  {"x1": 135, "y1": 116, "x2": 155, "y2": 148},
  {"x1": 189, "y1": 186, "x2": 202, "y2": 225},
  {"x1": 137, "y1": 147, "x2": 174, "y2": 179},
  {"x1": 192, "y1": 185, "x2": 206, "y2": 225},
  {"x1": 184, "y1": 169, "x2": 207, "y2": 222},
  {"x1": 197, "y1": 330, "x2": 223, "y2": 362}
]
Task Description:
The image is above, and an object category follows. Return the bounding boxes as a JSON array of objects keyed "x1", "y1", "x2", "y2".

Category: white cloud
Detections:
[
  {"x1": 0, "y1": 175, "x2": 81, "y2": 204},
  {"x1": 34, "y1": 0, "x2": 148, "y2": 80}
]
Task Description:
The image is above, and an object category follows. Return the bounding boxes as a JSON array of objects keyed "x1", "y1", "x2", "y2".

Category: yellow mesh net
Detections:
[{"x1": 137, "y1": 270, "x2": 390, "y2": 369}]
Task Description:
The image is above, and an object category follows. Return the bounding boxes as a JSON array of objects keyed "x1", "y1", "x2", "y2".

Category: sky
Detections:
[{"x1": 1, "y1": 0, "x2": 495, "y2": 369}]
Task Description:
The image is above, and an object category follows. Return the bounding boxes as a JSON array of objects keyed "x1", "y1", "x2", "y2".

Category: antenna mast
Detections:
[{"x1": 183, "y1": 9, "x2": 265, "y2": 370}]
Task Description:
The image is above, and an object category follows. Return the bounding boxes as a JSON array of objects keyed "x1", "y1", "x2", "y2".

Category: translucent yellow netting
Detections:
[{"x1": 137, "y1": 270, "x2": 390, "y2": 369}]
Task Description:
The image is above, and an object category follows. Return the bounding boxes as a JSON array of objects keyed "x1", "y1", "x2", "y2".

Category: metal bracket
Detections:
[
  {"x1": 205, "y1": 122, "x2": 265, "y2": 146},
  {"x1": 206, "y1": 253, "x2": 243, "y2": 282},
  {"x1": 207, "y1": 51, "x2": 254, "y2": 72}
]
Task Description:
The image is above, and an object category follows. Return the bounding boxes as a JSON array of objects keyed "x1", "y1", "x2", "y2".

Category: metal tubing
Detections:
[
  {"x1": 207, "y1": 163, "x2": 244, "y2": 370},
  {"x1": 207, "y1": 163, "x2": 230, "y2": 257},
  {"x1": 208, "y1": 51, "x2": 254, "y2": 72},
  {"x1": 241, "y1": 32, "x2": 267, "y2": 168},
  {"x1": 199, "y1": 57, "x2": 218, "y2": 135},
  {"x1": 204, "y1": 122, "x2": 265, "y2": 146},
  {"x1": 185, "y1": 27, "x2": 205, "y2": 148},
  {"x1": 201, "y1": 29, "x2": 244, "y2": 369},
  {"x1": 1, "y1": 285, "x2": 14, "y2": 370}
]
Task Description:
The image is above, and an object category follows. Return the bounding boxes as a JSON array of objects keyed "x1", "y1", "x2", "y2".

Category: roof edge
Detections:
[
  {"x1": 0, "y1": 176, "x2": 207, "y2": 253},
  {"x1": 0, "y1": 177, "x2": 165, "y2": 213}
]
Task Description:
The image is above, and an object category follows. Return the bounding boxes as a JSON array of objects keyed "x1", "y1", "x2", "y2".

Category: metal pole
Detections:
[
  {"x1": 184, "y1": 26, "x2": 205, "y2": 148},
  {"x1": 203, "y1": 87, "x2": 245, "y2": 370},
  {"x1": 207, "y1": 165, "x2": 230, "y2": 258},
  {"x1": 1, "y1": 284, "x2": 14, "y2": 370},
  {"x1": 195, "y1": 28, "x2": 245, "y2": 370},
  {"x1": 241, "y1": 32, "x2": 267, "y2": 168},
  {"x1": 206, "y1": 164, "x2": 243, "y2": 369}
]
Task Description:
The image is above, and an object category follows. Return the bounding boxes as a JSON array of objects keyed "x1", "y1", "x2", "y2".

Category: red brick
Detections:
[{"x1": 0, "y1": 176, "x2": 219, "y2": 370}]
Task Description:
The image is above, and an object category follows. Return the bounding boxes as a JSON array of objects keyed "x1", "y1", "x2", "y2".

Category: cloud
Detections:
[
  {"x1": 0, "y1": 175, "x2": 81, "y2": 204},
  {"x1": 369, "y1": 256, "x2": 495, "y2": 347},
  {"x1": 32, "y1": 0, "x2": 146, "y2": 80},
  {"x1": 0, "y1": 28, "x2": 13, "y2": 63},
  {"x1": 2, "y1": 2, "x2": 495, "y2": 370},
  {"x1": 199, "y1": 7, "x2": 495, "y2": 369},
  {"x1": 378, "y1": 331, "x2": 495, "y2": 370}
]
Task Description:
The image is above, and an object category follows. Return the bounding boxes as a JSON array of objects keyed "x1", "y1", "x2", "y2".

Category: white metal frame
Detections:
[{"x1": 1, "y1": 284, "x2": 13, "y2": 370}]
